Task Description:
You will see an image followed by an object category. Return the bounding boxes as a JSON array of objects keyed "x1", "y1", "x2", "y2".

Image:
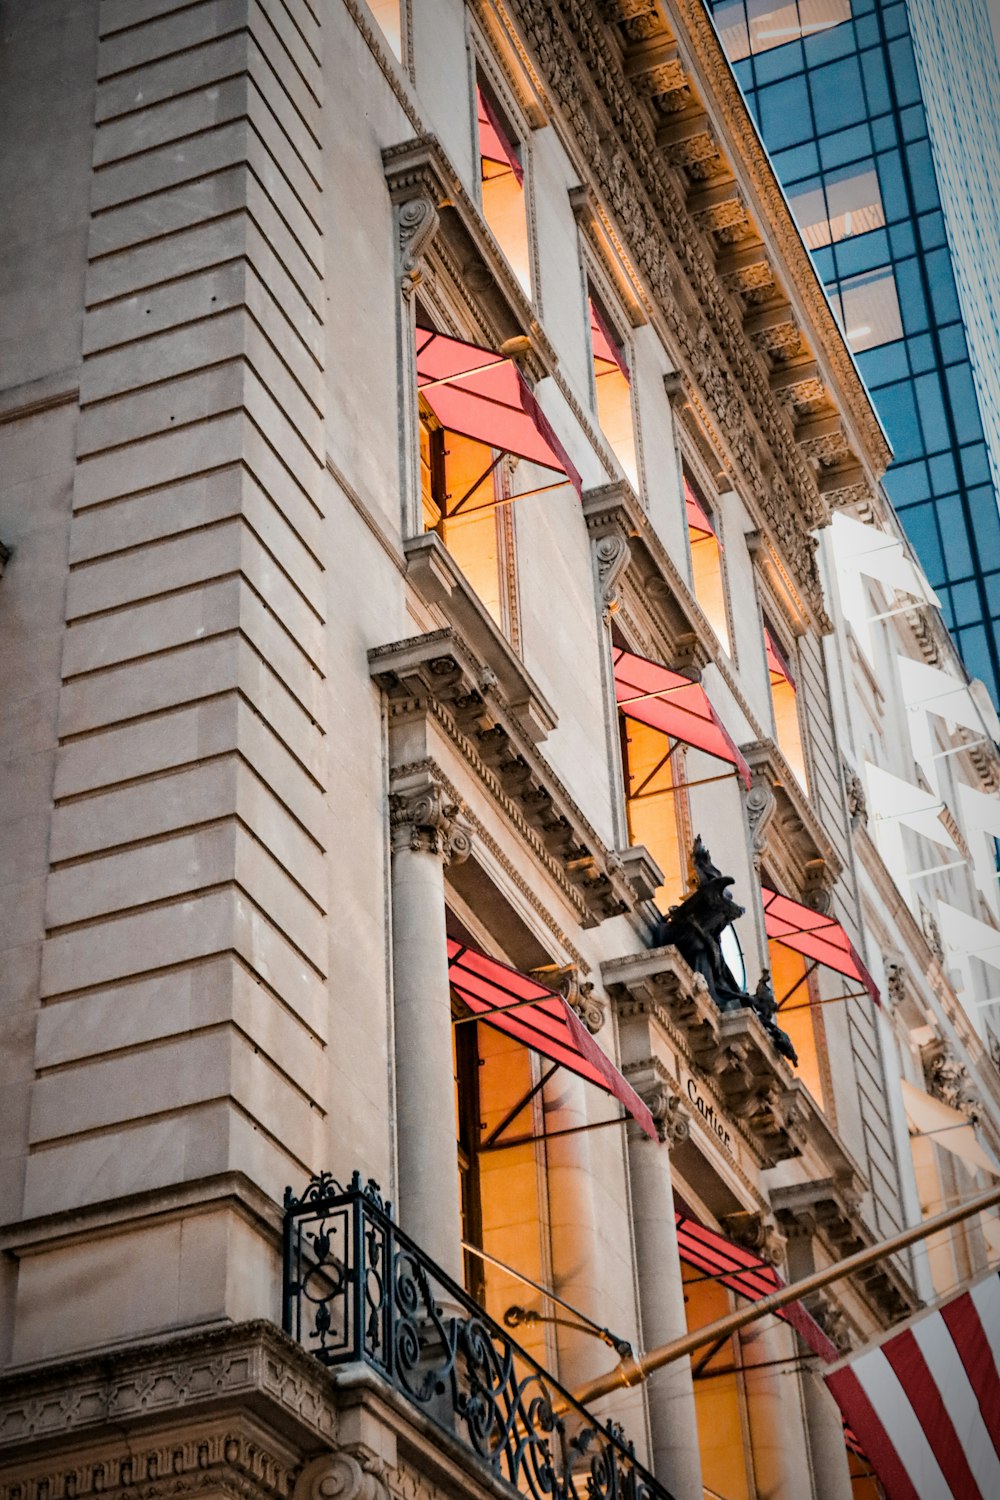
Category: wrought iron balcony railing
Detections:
[{"x1": 283, "y1": 1171, "x2": 673, "y2": 1500}]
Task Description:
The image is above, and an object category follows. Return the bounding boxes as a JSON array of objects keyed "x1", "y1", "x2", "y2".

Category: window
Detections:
[
  {"x1": 415, "y1": 324, "x2": 580, "y2": 635},
  {"x1": 764, "y1": 622, "x2": 807, "y2": 785},
  {"x1": 588, "y1": 287, "x2": 638, "y2": 487},
  {"x1": 766, "y1": 939, "x2": 827, "y2": 1107},
  {"x1": 790, "y1": 165, "x2": 885, "y2": 249},
  {"x1": 683, "y1": 1263, "x2": 754, "y2": 1500},
  {"x1": 830, "y1": 266, "x2": 903, "y2": 351},
  {"x1": 369, "y1": 0, "x2": 402, "y2": 59},
  {"x1": 420, "y1": 409, "x2": 513, "y2": 630},
  {"x1": 620, "y1": 714, "x2": 688, "y2": 911},
  {"x1": 476, "y1": 74, "x2": 531, "y2": 296},
  {"x1": 714, "y1": 0, "x2": 851, "y2": 62},
  {"x1": 685, "y1": 473, "x2": 731, "y2": 653}
]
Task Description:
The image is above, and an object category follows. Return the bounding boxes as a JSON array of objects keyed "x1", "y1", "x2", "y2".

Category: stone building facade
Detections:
[{"x1": 1, "y1": 2, "x2": 999, "y2": 1500}]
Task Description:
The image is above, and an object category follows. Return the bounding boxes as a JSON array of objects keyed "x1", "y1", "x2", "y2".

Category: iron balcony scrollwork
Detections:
[{"x1": 283, "y1": 1171, "x2": 673, "y2": 1500}]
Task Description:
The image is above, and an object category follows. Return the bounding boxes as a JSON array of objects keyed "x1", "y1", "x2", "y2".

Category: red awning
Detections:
[
  {"x1": 416, "y1": 329, "x2": 581, "y2": 496},
  {"x1": 447, "y1": 939, "x2": 657, "y2": 1139},
  {"x1": 684, "y1": 476, "x2": 716, "y2": 542},
  {"x1": 477, "y1": 85, "x2": 523, "y2": 185},
  {"x1": 613, "y1": 647, "x2": 752, "y2": 789},
  {"x1": 762, "y1": 887, "x2": 880, "y2": 1005},
  {"x1": 674, "y1": 1195, "x2": 838, "y2": 1362}
]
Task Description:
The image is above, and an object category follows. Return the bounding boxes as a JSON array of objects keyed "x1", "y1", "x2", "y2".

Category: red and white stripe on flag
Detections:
[{"x1": 824, "y1": 1271, "x2": 1000, "y2": 1499}]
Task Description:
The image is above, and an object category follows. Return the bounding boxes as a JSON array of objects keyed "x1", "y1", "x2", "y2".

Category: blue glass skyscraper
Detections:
[{"x1": 707, "y1": 0, "x2": 1000, "y2": 701}]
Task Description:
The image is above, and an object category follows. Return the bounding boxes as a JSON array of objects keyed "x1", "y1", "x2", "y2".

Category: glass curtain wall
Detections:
[{"x1": 709, "y1": 0, "x2": 1000, "y2": 701}]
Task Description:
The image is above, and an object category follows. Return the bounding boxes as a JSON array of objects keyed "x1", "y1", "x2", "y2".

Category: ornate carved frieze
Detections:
[{"x1": 370, "y1": 629, "x2": 636, "y2": 924}]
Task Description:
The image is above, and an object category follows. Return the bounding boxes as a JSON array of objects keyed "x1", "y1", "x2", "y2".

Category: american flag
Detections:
[{"x1": 824, "y1": 1271, "x2": 1000, "y2": 1499}]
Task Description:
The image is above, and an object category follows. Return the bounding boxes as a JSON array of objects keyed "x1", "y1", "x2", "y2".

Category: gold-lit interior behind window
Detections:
[
  {"x1": 478, "y1": 90, "x2": 532, "y2": 296},
  {"x1": 368, "y1": 0, "x2": 402, "y2": 58},
  {"x1": 683, "y1": 1263, "x2": 754, "y2": 1500},
  {"x1": 690, "y1": 527, "x2": 731, "y2": 655},
  {"x1": 420, "y1": 405, "x2": 510, "y2": 632},
  {"x1": 452, "y1": 1006, "x2": 550, "y2": 1368},
  {"x1": 769, "y1": 671, "x2": 808, "y2": 787},
  {"x1": 767, "y1": 940, "x2": 828, "y2": 1109},
  {"x1": 621, "y1": 716, "x2": 688, "y2": 911}
]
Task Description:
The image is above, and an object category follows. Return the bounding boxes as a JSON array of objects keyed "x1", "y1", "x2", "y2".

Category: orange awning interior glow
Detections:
[
  {"x1": 447, "y1": 938, "x2": 657, "y2": 1138},
  {"x1": 416, "y1": 328, "x2": 581, "y2": 496},
  {"x1": 613, "y1": 647, "x2": 752, "y2": 788},
  {"x1": 761, "y1": 887, "x2": 880, "y2": 1005}
]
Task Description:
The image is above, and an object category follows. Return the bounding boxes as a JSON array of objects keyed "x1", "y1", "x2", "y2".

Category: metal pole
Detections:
[{"x1": 570, "y1": 1182, "x2": 1000, "y2": 1407}]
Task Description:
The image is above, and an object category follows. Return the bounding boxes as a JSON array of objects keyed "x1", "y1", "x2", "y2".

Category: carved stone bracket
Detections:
[
  {"x1": 720, "y1": 1208, "x2": 786, "y2": 1267},
  {"x1": 633, "y1": 1069, "x2": 692, "y2": 1147},
  {"x1": 294, "y1": 1452, "x2": 389, "y2": 1500},
  {"x1": 843, "y1": 759, "x2": 868, "y2": 828},
  {"x1": 389, "y1": 777, "x2": 472, "y2": 866},
  {"x1": 383, "y1": 135, "x2": 554, "y2": 380},
  {"x1": 921, "y1": 1037, "x2": 980, "y2": 1122}
]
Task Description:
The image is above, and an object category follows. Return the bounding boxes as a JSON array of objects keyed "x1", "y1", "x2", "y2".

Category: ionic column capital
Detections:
[{"x1": 389, "y1": 778, "x2": 472, "y2": 865}]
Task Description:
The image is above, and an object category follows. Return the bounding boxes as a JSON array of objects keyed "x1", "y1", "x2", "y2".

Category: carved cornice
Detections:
[
  {"x1": 370, "y1": 629, "x2": 637, "y2": 924},
  {"x1": 493, "y1": 0, "x2": 876, "y2": 619},
  {"x1": 603, "y1": 945, "x2": 807, "y2": 1165},
  {"x1": 770, "y1": 1180, "x2": 919, "y2": 1329}
]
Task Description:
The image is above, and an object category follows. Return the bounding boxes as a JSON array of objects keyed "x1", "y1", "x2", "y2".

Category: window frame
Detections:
[{"x1": 583, "y1": 265, "x2": 642, "y2": 493}]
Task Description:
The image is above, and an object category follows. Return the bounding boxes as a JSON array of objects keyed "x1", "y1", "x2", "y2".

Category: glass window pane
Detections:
[
  {"x1": 714, "y1": 1, "x2": 751, "y2": 61},
  {"x1": 811, "y1": 56, "x2": 865, "y2": 133},
  {"x1": 874, "y1": 377, "x2": 921, "y2": 459},
  {"x1": 835, "y1": 267, "x2": 903, "y2": 351},
  {"x1": 758, "y1": 76, "x2": 813, "y2": 148}
]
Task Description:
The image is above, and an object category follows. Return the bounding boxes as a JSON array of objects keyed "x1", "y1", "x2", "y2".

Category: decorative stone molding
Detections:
[
  {"x1": 370, "y1": 629, "x2": 634, "y2": 925},
  {"x1": 531, "y1": 963, "x2": 606, "y2": 1033},
  {"x1": 720, "y1": 1209, "x2": 786, "y2": 1267},
  {"x1": 638, "y1": 1077, "x2": 691, "y2": 1148},
  {"x1": 741, "y1": 740, "x2": 841, "y2": 893},
  {"x1": 616, "y1": 843, "x2": 664, "y2": 903},
  {"x1": 603, "y1": 945, "x2": 807, "y2": 1165},
  {"x1": 921, "y1": 1038, "x2": 980, "y2": 1122},
  {"x1": 884, "y1": 961, "x2": 906, "y2": 1009},
  {"x1": 843, "y1": 759, "x2": 868, "y2": 828},
  {"x1": 804, "y1": 1290, "x2": 853, "y2": 1356},
  {"x1": 382, "y1": 136, "x2": 554, "y2": 381},
  {"x1": 581, "y1": 482, "x2": 713, "y2": 669},
  {"x1": 919, "y1": 899, "x2": 945, "y2": 962},
  {"x1": 389, "y1": 777, "x2": 472, "y2": 865}
]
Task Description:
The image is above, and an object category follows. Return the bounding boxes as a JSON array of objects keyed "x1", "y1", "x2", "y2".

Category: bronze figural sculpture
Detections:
[{"x1": 656, "y1": 837, "x2": 799, "y2": 1067}]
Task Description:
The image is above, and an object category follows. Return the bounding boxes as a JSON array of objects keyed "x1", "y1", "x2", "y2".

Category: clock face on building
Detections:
[{"x1": 720, "y1": 924, "x2": 747, "y2": 992}]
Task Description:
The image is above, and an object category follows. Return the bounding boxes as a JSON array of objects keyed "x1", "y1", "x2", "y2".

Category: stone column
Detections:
[
  {"x1": 742, "y1": 1316, "x2": 816, "y2": 1500},
  {"x1": 801, "y1": 1366, "x2": 853, "y2": 1500},
  {"x1": 389, "y1": 778, "x2": 470, "y2": 1283},
  {"x1": 627, "y1": 1085, "x2": 704, "y2": 1500}
]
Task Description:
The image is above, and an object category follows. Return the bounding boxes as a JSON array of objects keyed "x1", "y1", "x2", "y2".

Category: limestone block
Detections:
[
  {"x1": 57, "y1": 633, "x2": 242, "y2": 735},
  {"x1": 82, "y1": 260, "x2": 246, "y2": 354},
  {"x1": 9, "y1": 1207, "x2": 271, "y2": 1362},
  {"x1": 95, "y1": 31, "x2": 248, "y2": 122},
  {"x1": 63, "y1": 575, "x2": 242, "y2": 672},
  {"x1": 85, "y1": 211, "x2": 247, "y2": 305},
  {"x1": 97, "y1": 0, "x2": 251, "y2": 79}
]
